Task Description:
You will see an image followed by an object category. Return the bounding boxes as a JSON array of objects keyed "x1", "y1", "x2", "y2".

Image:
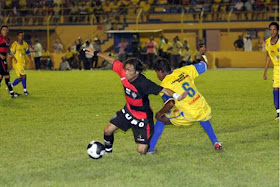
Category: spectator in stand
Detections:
[
  {"x1": 234, "y1": 0, "x2": 244, "y2": 20},
  {"x1": 244, "y1": 0, "x2": 253, "y2": 20},
  {"x1": 53, "y1": 3, "x2": 60, "y2": 24},
  {"x1": 234, "y1": 35, "x2": 244, "y2": 51},
  {"x1": 140, "y1": 0, "x2": 151, "y2": 22},
  {"x1": 59, "y1": 56, "x2": 71, "y2": 71},
  {"x1": 102, "y1": 1, "x2": 112, "y2": 22},
  {"x1": 82, "y1": 40, "x2": 93, "y2": 70},
  {"x1": 119, "y1": 0, "x2": 129, "y2": 23},
  {"x1": 92, "y1": 37, "x2": 101, "y2": 68},
  {"x1": 146, "y1": 36, "x2": 158, "y2": 69},
  {"x1": 110, "y1": 0, "x2": 120, "y2": 23},
  {"x1": 69, "y1": 3, "x2": 78, "y2": 22},
  {"x1": 243, "y1": 34, "x2": 252, "y2": 51},
  {"x1": 131, "y1": 0, "x2": 140, "y2": 14},
  {"x1": 117, "y1": 38, "x2": 129, "y2": 63},
  {"x1": 93, "y1": 0, "x2": 103, "y2": 24},
  {"x1": 253, "y1": 0, "x2": 265, "y2": 20},
  {"x1": 53, "y1": 39, "x2": 63, "y2": 53},
  {"x1": 170, "y1": 36, "x2": 182, "y2": 69},
  {"x1": 212, "y1": 3, "x2": 220, "y2": 21},
  {"x1": 33, "y1": 39, "x2": 42, "y2": 70},
  {"x1": 79, "y1": 2, "x2": 88, "y2": 23},
  {"x1": 219, "y1": 3, "x2": 227, "y2": 21}
]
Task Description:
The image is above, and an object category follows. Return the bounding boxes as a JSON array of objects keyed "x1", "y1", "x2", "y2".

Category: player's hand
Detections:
[
  {"x1": 0, "y1": 54, "x2": 5, "y2": 60},
  {"x1": 177, "y1": 91, "x2": 188, "y2": 101},
  {"x1": 263, "y1": 72, "x2": 267, "y2": 80},
  {"x1": 85, "y1": 48, "x2": 94, "y2": 56}
]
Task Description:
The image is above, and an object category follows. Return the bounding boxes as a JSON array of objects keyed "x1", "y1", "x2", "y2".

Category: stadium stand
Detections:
[{"x1": 1, "y1": 0, "x2": 278, "y2": 69}]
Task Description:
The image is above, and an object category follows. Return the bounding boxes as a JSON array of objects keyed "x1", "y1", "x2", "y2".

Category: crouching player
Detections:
[
  {"x1": 11, "y1": 31, "x2": 33, "y2": 95},
  {"x1": 148, "y1": 58, "x2": 222, "y2": 153},
  {"x1": 85, "y1": 48, "x2": 187, "y2": 155}
]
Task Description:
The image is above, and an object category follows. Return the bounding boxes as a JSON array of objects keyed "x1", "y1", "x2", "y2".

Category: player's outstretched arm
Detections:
[
  {"x1": 85, "y1": 47, "x2": 114, "y2": 64},
  {"x1": 263, "y1": 52, "x2": 271, "y2": 80},
  {"x1": 155, "y1": 100, "x2": 175, "y2": 124},
  {"x1": 161, "y1": 88, "x2": 188, "y2": 101}
]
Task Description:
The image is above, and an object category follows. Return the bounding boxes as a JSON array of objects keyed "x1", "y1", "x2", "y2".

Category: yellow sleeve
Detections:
[
  {"x1": 24, "y1": 42, "x2": 29, "y2": 53},
  {"x1": 265, "y1": 38, "x2": 270, "y2": 52},
  {"x1": 10, "y1": 42, "x2": 17, "y2": 54},
  {"x1": 180, "y1": 65, "x2": 199, "y2": 80}
]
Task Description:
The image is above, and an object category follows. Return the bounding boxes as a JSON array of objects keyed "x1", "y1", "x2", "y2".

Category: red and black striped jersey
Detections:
[
  {"x1": 0, "y1": 35, "x2": 10, "y2": 56},
  {"x1": 113, "y1": 60, "x2": 163, "y2": 119}
]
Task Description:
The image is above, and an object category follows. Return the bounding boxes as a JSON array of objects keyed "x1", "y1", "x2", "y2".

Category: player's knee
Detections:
[
  {"x1": 137, "y1": 145, "x2": 148, "y2": 155},
  {"x1": 104, "y1": 124, "x2": 114, "y2": 136}
]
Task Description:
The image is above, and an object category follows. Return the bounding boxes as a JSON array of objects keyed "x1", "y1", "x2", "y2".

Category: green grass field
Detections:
[{"x1": 0, "y1": 69, "x2": 278, "y2": 186}]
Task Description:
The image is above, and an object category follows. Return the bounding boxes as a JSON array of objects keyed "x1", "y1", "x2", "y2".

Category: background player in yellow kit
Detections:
[
  {"x1": 11, "y1": 31, "x2": 33, "y2": 95},
  {"x1": 263, "y1": 22, "x2": 279, "y2": 119},
  {"x1": 148, "y1": 58, "x2": 222, "y2": 153}
]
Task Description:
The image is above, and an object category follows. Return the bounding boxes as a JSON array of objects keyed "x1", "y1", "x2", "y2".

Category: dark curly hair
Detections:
[
  {"x1": 123, "y1": 58, "x2": 146, "y2": 73},
  {"x1": 269, "y1": 22, "x2": 279, "y2": 31},
  {"x1": 153, "y1": 57, "x2": 171, "y2": 73}
]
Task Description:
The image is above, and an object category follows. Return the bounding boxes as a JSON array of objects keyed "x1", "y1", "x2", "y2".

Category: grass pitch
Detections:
[{"x1": 0, "y1": 69, "x2": 278, "y2": 186}]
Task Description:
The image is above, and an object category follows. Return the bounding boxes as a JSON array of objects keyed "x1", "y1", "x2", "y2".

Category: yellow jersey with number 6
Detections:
[
  {"x1": 160, "y1": 63, "x2": 212, "y2": 123},
  {"x1": 265, "y1": 37, "x2": 280, "y2": 88}
]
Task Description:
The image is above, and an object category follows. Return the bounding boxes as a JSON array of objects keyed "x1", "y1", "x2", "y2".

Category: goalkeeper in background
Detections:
[
  {"x1": 263, "y1": 22, "x2": 279, "y2": 120},
  {"x1": 148, "y1": 58, "x2": 222, "y2": 153},
  {"x1": 11, "y1": 31, "x2": 33, "y2": 95}
]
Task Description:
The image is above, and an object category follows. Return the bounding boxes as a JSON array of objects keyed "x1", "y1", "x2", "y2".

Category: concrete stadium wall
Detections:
[{"x1": 207, "y1": 51, "x2": 272, "y2": 68}]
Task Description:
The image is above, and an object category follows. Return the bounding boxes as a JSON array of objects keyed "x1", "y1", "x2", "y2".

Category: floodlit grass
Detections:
[{"x1": 0, "y1": 69, "x2": 278, "y2": 186}]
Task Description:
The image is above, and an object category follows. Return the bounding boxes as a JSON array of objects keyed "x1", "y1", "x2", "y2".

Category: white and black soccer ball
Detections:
[{"x1": 87, "y1": 140, "x2": 105, "y2": 159}]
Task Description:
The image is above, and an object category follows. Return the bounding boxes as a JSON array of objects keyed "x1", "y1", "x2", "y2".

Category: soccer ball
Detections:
[{"x1": 87, "y1": 140, "x2": 105, "y2": 159}]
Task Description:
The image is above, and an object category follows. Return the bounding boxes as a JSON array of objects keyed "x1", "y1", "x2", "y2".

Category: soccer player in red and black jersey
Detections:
[
  {"x1": 86, "y1": 48, "x2": 187, "y2": 154},
  {"x1": 0, "y1": 25, "x2": 20, "y2": 98}
]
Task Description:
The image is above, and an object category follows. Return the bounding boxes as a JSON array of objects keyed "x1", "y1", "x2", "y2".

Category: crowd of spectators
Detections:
[
  {"x1": 114, "y1": 35, "x2": 206, "y2": 69},
  {"x1": 0, "y1": 0, "x2": 277, "y2": 25},
  {"x1": 58, "y1": 36, "x2": 102, "y2": 70}
]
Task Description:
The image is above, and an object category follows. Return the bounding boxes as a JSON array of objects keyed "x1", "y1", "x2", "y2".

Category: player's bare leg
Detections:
[
  {"x1": 137, "y1": 144, "x2": 149, "y2": 155},
  {"x1": 104, "y1": 123, "x2": 118, "y2": 154}
]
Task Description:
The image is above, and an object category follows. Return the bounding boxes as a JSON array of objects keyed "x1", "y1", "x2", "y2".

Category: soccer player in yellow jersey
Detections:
[
  {"x1": 148, "y1": 58, "x2": 222, "y2": 153},
  {"x1": 263, "y1": 22, "x2": 279, "y2": 119},
  {"x1": 11, "y1": 31, "x2": 33, "y2": 95}
]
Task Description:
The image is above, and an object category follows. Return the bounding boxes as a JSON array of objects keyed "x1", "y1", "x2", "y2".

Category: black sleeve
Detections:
[{"x1": 141, "y1": 77, "x2": 163, "y2": 95}]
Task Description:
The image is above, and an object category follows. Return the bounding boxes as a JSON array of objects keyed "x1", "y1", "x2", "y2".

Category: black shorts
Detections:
[
  {"x1": 110, "y1": 108, "x2": 154, "y2": 144},
  {"x1": 0, "y1": 59, "x2": 9, "y2": 76}
]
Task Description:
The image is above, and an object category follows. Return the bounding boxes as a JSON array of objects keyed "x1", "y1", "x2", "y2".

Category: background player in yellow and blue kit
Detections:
[
  {"x1": 263, "y1": 22, "x2": 279, "y2": 119},
  {"x1": 148, "y1": 58, "x2": 222, "y2": 153},
  {"x1": 11, "y1": 31, "x2": 33, "y2": 95}
]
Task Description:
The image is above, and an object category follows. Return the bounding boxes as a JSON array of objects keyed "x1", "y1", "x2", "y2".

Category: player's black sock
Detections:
[
  {"x1": 5, "y1": 78, "x2": 14, "y2": 95},
  {"x1": 104, "y1": 134, "x2": 114, "y2": 153}
]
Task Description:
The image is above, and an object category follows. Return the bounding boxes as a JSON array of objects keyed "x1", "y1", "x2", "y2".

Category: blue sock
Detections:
[
  {"x1": 21, "y1": 78, "x2": 27, "y2": 91},
  {"x1": 273, "y1": 89, "x2": 279, "y2": 111},
  {"x1": 199, "y1": 120, "x2": 219, "y2": 145},
  {"x1": 148, "y1": 120, "x2": 165, "y2": 152},
  {"x1": 12, "y1": 78, "x2": 21, "y2": 87}
]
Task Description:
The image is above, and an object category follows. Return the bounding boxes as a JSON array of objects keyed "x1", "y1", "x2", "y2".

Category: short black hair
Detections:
[
  {"x1": 1, "y1": 25, "x2": 8, "y2": 31},
  {"x1": 153, "y1": 57, "x2": 171, "y2": 73},
  {"x1": 17, "y1": 30, "x2": 24, "y2": 35},
  {"x1": 269, "y1": 22, "x2": 279, "y2": 30},
  {"x1": 123, "y1": 58, "x2": 145, "y2": 73}
]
